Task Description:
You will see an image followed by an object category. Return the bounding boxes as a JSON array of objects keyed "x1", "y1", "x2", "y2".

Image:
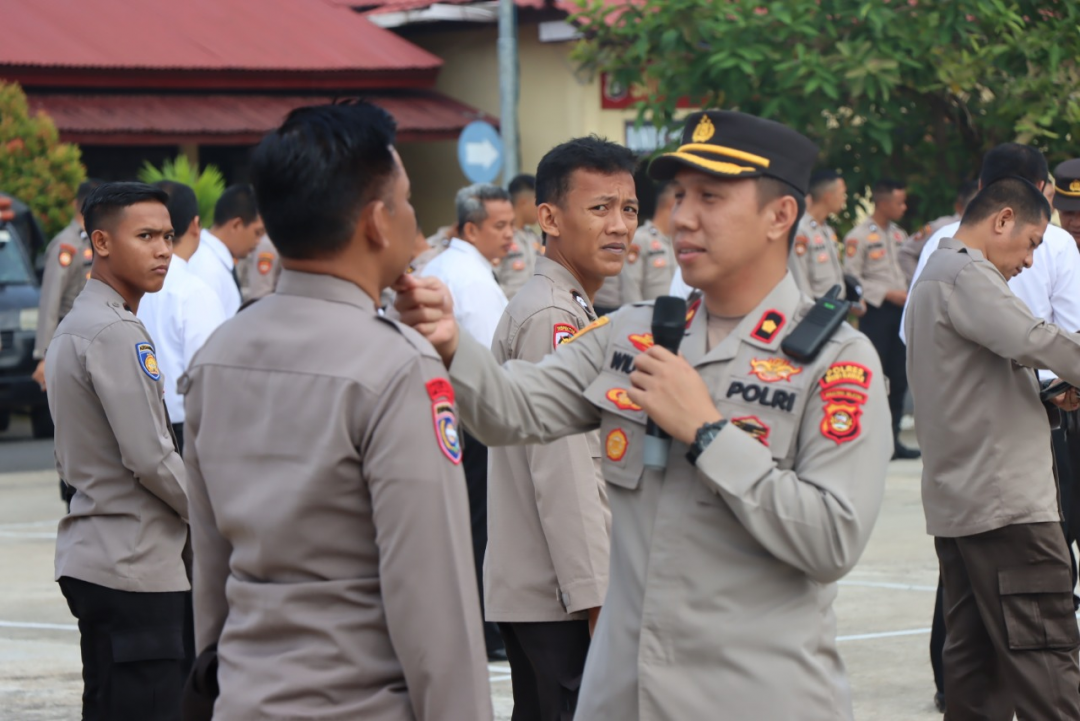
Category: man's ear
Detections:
[
  {"x1": 91, "y1": 229, "x2": 110, "y2": 257},
  {"x1": 188, "y1": 217, "x2": 201, "y2": 237},
  {"x1": 536, "y1": 203, "x2": 561, "y2": 239},
  {"x1": 996, "y1": 207, "x2": 1016, "y2": 233},
  {"x1": 767, "y1": 196, "x2": 799, "y2": 243},
  {"x1": 461, "y1": 220, "x2": 479, "y2": 243},
  {"x1": 365, "y1": 200, "x2": 391, "y2": 251}
]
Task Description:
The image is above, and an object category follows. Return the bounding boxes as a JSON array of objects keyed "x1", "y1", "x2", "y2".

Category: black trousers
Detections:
[
  {"x1": 930, "y1": 574, "x2": 946, "y2": 695},
  {"x1": 59, "y1": 577, "x2": 191, "y2": 721},
  {"x1": 859, "y1": 301, "x2": 908, "y2": 440},
  {"x1": 462, "y1": 429, "x2": 503, "y2": 655},
  {"x1": 499, "y1": 620, "x2": 591, "y2": 721},
  {"x1": 172, "y1": 423, "x2": 185, "y2": 455}
]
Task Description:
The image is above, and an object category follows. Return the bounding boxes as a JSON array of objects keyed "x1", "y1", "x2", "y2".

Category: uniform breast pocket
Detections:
[{"x1": 598, "y1": 414, "x2": 645, "y2": 491}]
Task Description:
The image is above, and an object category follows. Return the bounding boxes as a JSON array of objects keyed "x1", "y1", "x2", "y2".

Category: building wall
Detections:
[{"x1": 403, "y1": 22, "x2": 636, "y2": 228}]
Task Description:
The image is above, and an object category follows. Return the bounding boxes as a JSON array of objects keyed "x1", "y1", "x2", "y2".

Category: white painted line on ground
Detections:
[
  {"x1": 0, "y1": 531, "x2": 57, "y2": 539},
  {"x1": 0, "y1": 620, "x2": 77, "y2": 631},
  {"x1": 839, "y1": 580, "x2": 936, "y2": 592},
  {"x1": 837, "y1": 627, "x2": 931, "y2": 642},
  {"x1": 0, "y1": 520, "x2": 57, "y2": 529}
]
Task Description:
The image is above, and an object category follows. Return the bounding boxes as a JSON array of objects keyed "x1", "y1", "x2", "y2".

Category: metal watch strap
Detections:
[{"x1": 686, "y1": 419, "x2": 728, "y2": 465}]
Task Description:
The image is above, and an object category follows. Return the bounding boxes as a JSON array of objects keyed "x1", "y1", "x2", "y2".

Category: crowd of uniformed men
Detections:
[{"x1": 29, "y1": 97, "x2": 1080, "y2": 721}]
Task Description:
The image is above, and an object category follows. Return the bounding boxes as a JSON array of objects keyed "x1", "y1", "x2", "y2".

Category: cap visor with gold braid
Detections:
[
  {"x1": 649, "y1": 110, "x2": 819, "y2": 195},
  {"x1": 1053, "y1": 158, "x2": 1080, "y2": 212}
]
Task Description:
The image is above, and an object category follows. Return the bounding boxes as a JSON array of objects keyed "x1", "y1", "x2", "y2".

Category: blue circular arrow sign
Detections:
[{"x1": 457, "y1": 121, "x2": 504, "y2": 184}]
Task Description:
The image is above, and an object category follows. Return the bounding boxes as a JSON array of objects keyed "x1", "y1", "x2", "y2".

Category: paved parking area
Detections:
[{"x1": 0, "y1": 419, "x2": 956, "y2": 719}]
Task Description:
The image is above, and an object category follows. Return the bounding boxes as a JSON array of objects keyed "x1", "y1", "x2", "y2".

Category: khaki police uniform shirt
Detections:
[
  {"x1": 181, "y1": 271, "x2": 491, "y2": 721},
  {"x1": 844, "y1": 219, "x2": 910, "y2": 307},
  {"x1": 236, "y1": 235, "x2": 281, "y2": 303},
  {"x1": 487, "y1": 256, "x2": 610, "y2": 623},
  {"x1": 496, "y1": 226, "x2": 542, "y2": 300},
  {"x1": 45, "y1": 279, "x2": 188, "y2": 592},
  {"x1": 447, "y1": 272, "x2": 891, "y2": 720},
  {"x1": 906, "y1": 237, "x2": 1080, "y2": 538},
  {"x1": 594, "y1": 274, "x2": 622, "y2": 311},
  {"x1": 34, "y1": 222, "x2": 92, "y2": 360},
  {"x1": 620, "y1": 220, "x2": 675, "y2": 303},
  {"x1": 789, "y1": 214, "x2": 844, "y2": 298},
  {"x1": 900, "y1": 213, "x2": 959, "y2": 286}
]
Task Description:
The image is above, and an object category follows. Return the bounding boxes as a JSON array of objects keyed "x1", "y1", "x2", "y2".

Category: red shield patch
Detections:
[
  {"x1": 426, "y1": 378, "x2": 462, "y2": 464},
  {"x1": 821, "y1": 400, "x2": 863, "y2": 444}
]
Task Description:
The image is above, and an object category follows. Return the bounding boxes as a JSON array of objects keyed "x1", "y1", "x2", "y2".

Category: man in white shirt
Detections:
[
  {"x1": 188, "y1": 184, "x2": 265, "y2": 318},
  {"x1": 138, "y1": 181, "x2": 227, "y2": 452},
  {"x1": 901, "y1": 144, "x2": 1080, "y2": 345},
  {"x1": 420, "y1": 182, "x2": 514, "y2": 661}
]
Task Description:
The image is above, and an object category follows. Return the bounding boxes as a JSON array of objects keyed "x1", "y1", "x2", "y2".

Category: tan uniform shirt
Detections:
[
  {"x1": 496, "y1": 226, "x2": 542, "y2": 300},
  {"x1": 34, "y1": 222, "x2": 92, "y2": 359},
  {"x1": 900, "y1": 213, "x2": 959, "y2": 286},
  {"x1": 594, "y1": 275, "x2": 622, "y2": 311},
  {"x1": 620, "y1": 220, "x2": 675, "y2": 303},
  {"x1": 45, "y1": 279, "x2": 188, "y2": 592},
  {"x1": 487, "y1": 256, "x2": 610, "y2": 622},
  {"x1": 180, "y1": 270, "x2": 491, "y2": 721},
  {"x1": 789, "y1": 214, "x2": 844, "y2": 298},
  {"x1": 906, "y1": 237, "x2": 1080, "y2": 538},
  {"x1": 448, "y1": 273, "x2": 891, "y2": 720},
  {"x1": 236, "y1": 235, "x2": 281, "y2": 303},
  {"x1": 844, "y1": 219, "x2": 909, "y2": 307}
]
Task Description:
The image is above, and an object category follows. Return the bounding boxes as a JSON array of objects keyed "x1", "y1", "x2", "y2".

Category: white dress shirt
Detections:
[
  {"x1": 901, "y1": 222, "x2": 1080, "y2": 346},
  {"x1": 138, "y1": 256, "x2": 227, "y2": 423},
  {"x1": 420, "y1": 238, "x2": 508, "y2": 348},
  {"x1": 668, "y1": 267, "x2": 694, "y2": 299},
  {"x1": 188, "y1": 229, "x2": 241, "y2": 318}
]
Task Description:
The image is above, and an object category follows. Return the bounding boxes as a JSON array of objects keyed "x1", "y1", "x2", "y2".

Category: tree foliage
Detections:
[
  {"x1": 0, "y1": 81, "x2": 86, "y2": 237},
  {"x1": 138, "y1": 155, "x2": 226, "y2": 228},
  {"x1": 571, "y1": 0, "x2": 1080, "y2": 229}
]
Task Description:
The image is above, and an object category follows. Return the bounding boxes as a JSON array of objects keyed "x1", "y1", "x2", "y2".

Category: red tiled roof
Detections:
[
  {"x1": 328, "y1": 0, "x2": 549, "y2": 13},
  {"x1": 0, "y1": 0, "x2": 441, "y2": 72},
  {"x1": 26, "y1": 92, "x2": 497, "y2": 144}
]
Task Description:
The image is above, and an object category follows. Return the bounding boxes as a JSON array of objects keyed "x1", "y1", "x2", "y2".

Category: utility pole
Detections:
[{"x1": 497, "y1": 0, "x2": 519, "y2": 184}]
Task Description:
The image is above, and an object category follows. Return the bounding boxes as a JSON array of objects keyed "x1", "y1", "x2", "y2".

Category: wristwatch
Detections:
[{"x1": 686, "y1": 419, "x2": 728, "y2": 465}]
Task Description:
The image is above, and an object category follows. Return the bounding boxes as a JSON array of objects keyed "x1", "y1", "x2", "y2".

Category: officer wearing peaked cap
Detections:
[
  {"x1": 396, "y1": 109, "x2": 891, "y2": 720},
  {"x1": 1054, "y1": 158, "x2": 1080, "y2": 250}
]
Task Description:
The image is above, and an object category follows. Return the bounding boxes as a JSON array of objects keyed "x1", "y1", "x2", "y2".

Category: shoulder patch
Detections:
[
  {"x1": 136, "y1": 342, "x2": 161, "y2": 381},
  {"x1": 257, "y1": 252, "x2": 275, "y2": 275},
  {"x1": 845, "y1": 238, "x2": 859, "y2": 258},
  {"x1": 426, "y1": 378, "x2": 462, "y2": 464},
  {"x1": 628, "y1": 333, "x2": 653, "y2": 352},
  {"x1": 820, "y1": 397, "x2": 863, "y2": 444},
  {"x1": 571, "y1": 290, "x2": 591, "y2": 315},
  {"x1": 82, "y1": 246, "x2": 94, "y2": 262},
  {"x1": 553, "y1": 322, "x2": 578, "y2": 349},
  {"x1": 564, "y1": 315, "x2": 609, "y2": 344},
  {"x1": 750, "y1": 310, "x2": 786, "y2": 343},
  {"x1": 606, "y1": 428, "x2": 629, "y2": 461},
  {"x1": 627, "y1": 244, "x2": 641, "y2": 264},
  {"x1": 794, "y1": 235, "x2": 809, "y2": 256},
  {"x1": 819, "y1": 361, "x2": 872, "y2": 391},
  {"x1": 58, "y1": 243, "x2": 76, "y2": 267}
]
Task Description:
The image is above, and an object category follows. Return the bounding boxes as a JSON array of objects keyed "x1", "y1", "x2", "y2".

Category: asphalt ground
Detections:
[{"x1": 0, "y1": 417, "x2": 981, "y2": 720}]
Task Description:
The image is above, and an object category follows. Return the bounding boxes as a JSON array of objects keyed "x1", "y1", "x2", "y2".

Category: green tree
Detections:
[
  {"x1": 138, "y1": 155, "x2": 226, "y2": 228},
  {"x1": 0, "y1": 81, "x2": 86, "y2": 237},
  {"x1": 571, "y1": 0, "x2": 1080, "y2": 230}
]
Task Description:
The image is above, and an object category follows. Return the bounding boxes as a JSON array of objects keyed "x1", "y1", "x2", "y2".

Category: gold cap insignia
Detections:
[
  {"x1": 1071, "y1": 180, "x2": 1080, "y2": 192},
  {"x1": 691, "y1": 115, "x2": 716, "y2": 144}
]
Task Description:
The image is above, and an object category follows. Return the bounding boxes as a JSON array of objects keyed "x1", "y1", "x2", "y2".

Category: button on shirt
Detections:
[
  {"x1": 420, "y1": 238, "x2": 508, "y2": 347},
  {"x1": 138, "y1": 256, "x2": 227, "y2": 424},
  {"x1": 900, "y1": 222, "x2": 1080, "y2": 345},
  {"x1": 188, "y1": 229, "x2": 241, "y2": 318}
]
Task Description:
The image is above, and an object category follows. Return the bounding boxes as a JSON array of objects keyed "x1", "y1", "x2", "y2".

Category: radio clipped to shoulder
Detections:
[{"x1": 781, "y1": 285, "x2": 851, "y2": 364}]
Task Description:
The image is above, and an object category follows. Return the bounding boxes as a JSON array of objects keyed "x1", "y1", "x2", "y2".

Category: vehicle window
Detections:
[{"x1": 0, "y1": 228, "x2": 34, "y2": 284}]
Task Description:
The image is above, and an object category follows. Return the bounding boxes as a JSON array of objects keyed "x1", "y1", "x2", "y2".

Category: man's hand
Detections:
[
  {"x1": 850, "y1": 299, "x2": 867, "y2": 319},
  {"x1": 627, "y1": 347, "x2": 722, "y2": 445},
  {"x1": 32, "y1": 359, "x2": 46, "y2": 391},
  {"x1": 588, "y1": 607, "x2": 601, "y2": 637},
  {"x1": 884, "y1": 289, "x2": 908, "y2": 306},
  {"x1": 392, "y1": 274, "x2": 459, "y2": 365},
  {"x1": 1051, "y1": 388, "x2": 1080, "y2": 412}
]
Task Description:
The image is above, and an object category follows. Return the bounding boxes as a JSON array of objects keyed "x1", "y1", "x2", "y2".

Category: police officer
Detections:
[
  {"x1": 788, "y1": 169, "x2": 846, "y2": 299},
  {"x1": 900, "y1": 180, "x2": 978, "y2": 285},
  {"x1": 844, "y1": 179, "x2": 919, "y2": 459},
  {"x1": 489, "y1": 137, "x2": 634, "y2": 720},
  {"x1": 497, "y1": 173, "x2": 542, "y2": 300},
  {"x1": 907, "y1": 177, "x2": 1080, "y2": 719},
  {"x1": 182, "y1": 102, "x2": 492, "y2": 720},
  {"x1": 620, "y1": 179, "x2": 676, "y2": 303},
  {"x1": 32, "y1": 179, "x2": 101, "y2": 390},
  {"x1": 397, "y1": 110, "x2": 892, "y2": 720},
  {"x1": 45, "y1": 182, "x2": 189, "y2": 720}
]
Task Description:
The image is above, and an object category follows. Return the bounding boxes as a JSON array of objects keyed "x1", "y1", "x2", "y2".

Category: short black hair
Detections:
[
  {"x1": 250, "y1": 101, "x2": 398, "y2": 259},
  {"x1": 808, "y1": 169, "x2": 841, "y2": 199},
  {"x1": 536, "y1": 136, "x2": 637, "y2": 207},
  {"x1": 980, "y1": 143, "x2": 1049, "y2": 187},
  {"x1": 76, "y1": 179, "x2": 103, "y2": 206},
  {"x1": 82, "y1": 182, "x2": 169, "y2": 237},
  {"x1": 213, "y1": 184, "x2": 259, "y2": 227},
  {"x1": 508, "y1": 174, "x2": 536, "y2": 201},
  {"x1": 154, "y1": 180, "x2": 199, "y2": 237},
  {"x1": 872, "y1": 178, "x2": 906, "y2": 201},
  {"x1": 957, "y1": 180, "x2": 979, "y2": 210},
  {"x1": 961, "y1": 177, "x2": 1051, "y2": 228}
]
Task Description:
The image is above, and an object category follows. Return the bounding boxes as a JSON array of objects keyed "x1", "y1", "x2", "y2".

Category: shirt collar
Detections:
[
  {"x1": 449, "y1": 237, "x2": 495, "y2": 269},
  {"x1": 274, "y1": 270, "x2": 377, "y2": 314},
  {"x1": 81, "y1": 277, "x2": 131, "y2": 310},
  {"x1": 534, "y1": 256, "x2": 597, "y2": 319},
  {"x1": 939, "y1": 236, "x2": 986, "y2": 261},
  {"x1": 200, "y1": 229, "x2": 234, "y2": 269}
]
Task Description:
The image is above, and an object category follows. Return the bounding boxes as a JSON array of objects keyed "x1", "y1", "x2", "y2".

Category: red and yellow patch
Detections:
[
  {"x1": 426, "y1": 378, "x2": 462, "y2": 464},
  {"x1": 652, "y1": 257, "x2": 667, "y2": 268},
  {"x1": 794, "y1": 235, "x2": 809, "y2": 257},
  {"x1": 606, "y1": 387, "x2": 642, "y2": 412},
  {"x1": 82, "y1": 247, "x2": 93, "y2": 262},
  {"x1": 627, "y1": 243, "x2": 641, "y2": 264},
  {"x1": 606, "y1": 428, "x2": 628, "y2": 461},
  {"x1": 686, "y1": 296, "x2": 702, "y2": 328},
  {"x1": 563, "y1": 315, "x2": 609, "y2": 344},
  {"x1": 731, "y1": 415, "x2": 771, "y2": 446},
  {"x1": 58, "y1": 243, "x2": 76, "y2": 268},
  {"x1": 845, "y1": 239, "x2": 858, "y2": 258},
  {"x1": 868, "y1": 249, "x2": 886, "y2": 261},
  {"x1": 257, "y1": 252, "x2": 275, "y2": 275},
  {"x1": 821, "y1": 399, "x2": 863, "y2": 444},
  {"x1": 817, "y1": 361, "x2": 871, "y2": 444},
  {"x1": 819, "y1": 362, "x2": 872, "y2": 391},
  {"x1": 512, "y1": 260, "x2": 526, "y2": 271},
  {"x1": 628, "y1": 333, "x2": 654, "y2": 352},
  {"x1": 749, "y1": 357, "x2": 803, "y2": 383},
  {"x1": 750, "y1": 310, "x2": 786, "y2": 343},
  {"x1": 867, "y1": 232, "x2": 880, "y2": 242},
  {"x1": 553, "y1": 322, "x2": 578, "y2": 348}
]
